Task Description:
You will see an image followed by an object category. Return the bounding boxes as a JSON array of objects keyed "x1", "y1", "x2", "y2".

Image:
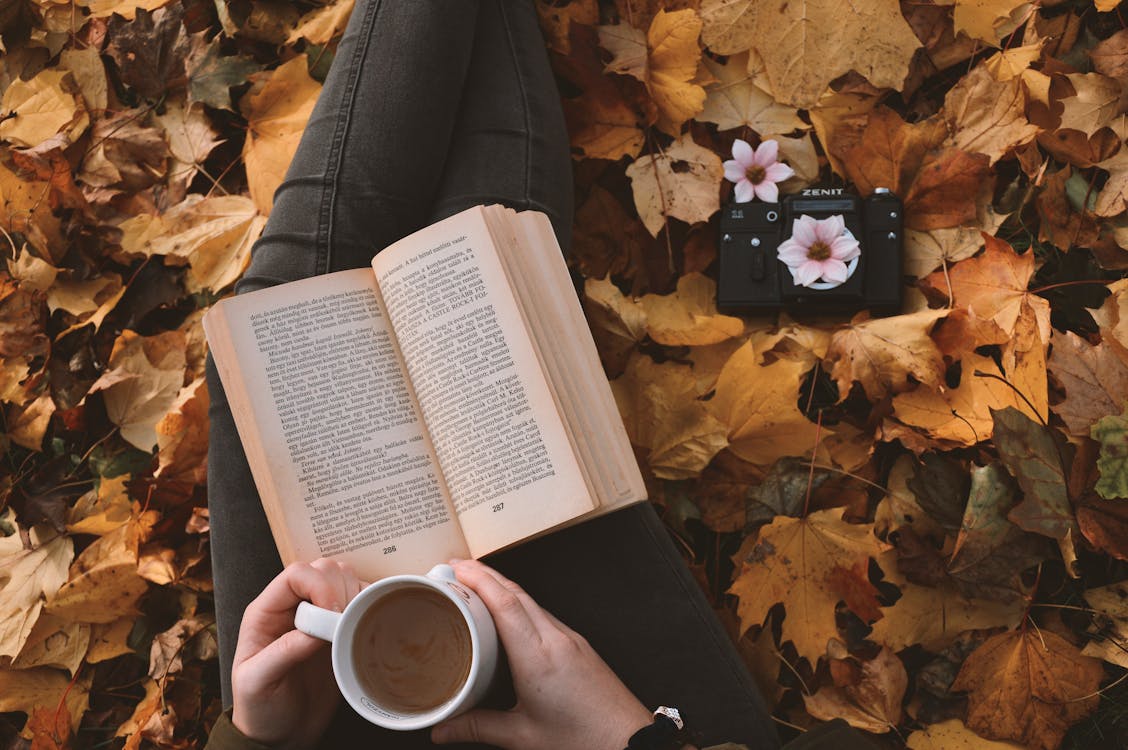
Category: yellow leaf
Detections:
[
  {"x1": 0, "y1": 667, "x2": 89, "y2": 737},
  {"x1": 983, "y1": 41, "x2": 1043, "y2": 81},
  {"x1": 646, "y1": 9, "x2": 706, "y2": 134},
  {"x1": 944, "y1": 64, "x2": 1041, "y2": 165},
  {"x1": 803, "y1": 648, "x2": 907, "y2": 733},
  {"x1": 76, "y1": 0, "x2": 173, "y2": 20},
  {"x1": 537, "y1": 0, "x2": 599, "y2": 55},
  {"x1": 611, "y1": 353, "x2": 728, "y2": 479},
  {"x1": 46, "y1": 514, "x2": 156, "y2": 624},
  {"x1": 86, "y1": 618, "x2": 135, "y2": 664},
  {"x1": 12, "y1": 614, "x2": 90, "y2": 675},
  {"x1": 952, "y1": 0, "x2": 1035, "y2": 46},
  {"x1": 8, "y1": 392, "x2": 56, "y2": 451},
  {"x1": 825, "y1": 309, "x2": 949, "y2": 402},
  {"x1": 625, "y1": 135, "x2": 721, "y2": 236},
  {"x1": 45, "y1": 273, "x2": 123, "y2": 322},
  {"x1": 698, "y1": 52, "x2": 805, "y2": 135},
  {"x1": 1057, "y1": 72, "x2": 1125, "y2": 137},
  {"x1": 698, "y1": 0, "x2": 920, "y2": 108},
  {"x1": 639, "y1": 273, "x2": 743, "y2": 346},
  {"x1": 0, "y1": 68, "x2": 89, "y2": 149},
  {"x1": 583, "y1": 277, "x2": 648, "y2": 375},
  {"x1": 88, "y1": 330, "x2": 187, "y2": 451},
  {"x1": 907, "y1": 719, "x2": 1028, "y2": 749},
  {"x1": 58, "y1": 47, "x2": 108, "y2": 114},
  {"x1": 66, "y1": 476, "x2": 132, "y2": 536},
  {"x1": 154, "y1": 98, "x2": 222, "y2": 195},
  {"x1": 287, "y1": 0, "x2": 355, "y2": 45},
  {"x1": 240, "y1": 56, "x2": 321, "y2": 215},
  {"x1": 155, "y1": 377, "x2": 209, "y2": 484},
  {"x1": 728, "y1": 508, "x2": 888, "y2": 663},
  {"x1": 0, "y1": 531, "x2": 72, "y2": 661},
  {"x1": 6, "y1": 247, "x2": 57, "y2": 293},
  {"x1": 707, "y1": 340, "x2": 821, "y2": 465}
]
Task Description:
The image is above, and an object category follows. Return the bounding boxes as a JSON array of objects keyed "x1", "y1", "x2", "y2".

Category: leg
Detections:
[{"x1": 210, "y1": 0, "x2": 482, "y2": 709}]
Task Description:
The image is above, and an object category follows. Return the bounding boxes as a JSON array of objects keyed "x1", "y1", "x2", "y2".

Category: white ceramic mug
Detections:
[{"x1": 294, "y1": 563, "x2": 499, "y2": 730}]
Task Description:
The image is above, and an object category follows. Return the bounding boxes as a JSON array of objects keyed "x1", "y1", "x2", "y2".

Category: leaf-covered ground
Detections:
[{"x1": 4, "y1": 0, "x2": 1128, "y2": 748}]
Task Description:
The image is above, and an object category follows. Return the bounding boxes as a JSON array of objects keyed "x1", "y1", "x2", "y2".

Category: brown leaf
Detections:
[
  {"x1": 698, "y1": 0, "x2": 920, "y2": 108},
  {"x1": 0, "y1": 161, "x2": 66, "y2": 262},
  {"x1": 825, "y1": 309, "x2": 948, "y2": 402},
  {"x1": 1095, "y1": 148, "x2": 1128, "y2": 218},
  {"x1": 27, "y1": 705, "x2": 70, "y2": 750},
  {"x1": 838, "y1": 107, "x2": 947, "y2": 198},
  {"x1": 152, "y1": 98, "x2": 221, "y2": 200},
  {"x1": 8, "y1": 393, "x2": 56, "y2": 451},
  {"x1": 1048, "y1": 330, "x2": 1128, "y2": 437},
  {"x1": 803, "y1": 648, "x2": 907, "y2": 733},
  {"x1": 58, "y1": 47, "x2": 108, "y2": 115},
  {"x1": 638, "y1": 273, "x2": 743, "y2": 346},
  {"x1": 0, "y1": 667, "x2": 88, "y2": 739},
  {"x1": 825, "y1": 559, "x2": 884, "y2": 623},
  {"x1": 155, "y1": 377, "x2": 208, "y2": 484},
  {"x1": 0, "y1": 531, "x2": 72, "y2": 662},
  {"x1": 1055, "y1": 72, "x2": 1125, "y2": 138},
  {"x1": 287, "y1": 0, "x2": 354, "y2": 45},
  {"x1": 625, "y1": 135, "x2": 722, "y2": 236},
  {"x1": 583, "y1": 277, "x2": 648, "y2": 376},
  {"x1": 728, "y1": 509, "x2": 887, "y2": 663},
  {"x1": 697, "y1": 52, "x2": 805, "y2": 134},
  {"x1": 537, "y1": 0, "x2": 599, "y2": 55},
  {"x1": 104, "y1": 4, "x2": 188, "y2": 100},
  {"x1": 240, "y1": 55, "x2": 321, "y2": 214},
  {"x1": 1077, "y1": 495, "x2": 1128, "y2": 562},
  {"x1": 88, "y1": 329, "x2": 187, "y2": 451},
  {"x1": 571, "y1": 186, "x2": 651, "y2": 282},
  {"x1": 0, "y1": 68, "x2": 89, "y2": 150},
  {"x1": 78, "y1": 109, "x2": 170, "y2": 199},
  {"x1": 951, "y1": 628, "x2": 1104, "y2": 750},
  {"x1": 944, "y1": 64, "x2": 1041, "y2": 165},
  {"x1": 0, "y1": 278, "x2": 48, "y2": 363},
  {"x1": 12, "y1": 614, "x2": 90, "y2": 675},
  {"x1": 1092, "y1": 28, "x2": 1128, "y2": 80},
  {"x1": 902, "y1": 147, "x2": 992, "y2": 231}
]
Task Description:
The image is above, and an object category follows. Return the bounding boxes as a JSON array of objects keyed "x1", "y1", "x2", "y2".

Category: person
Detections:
[{"x1": 204, "y1": 2, "x2": 876, "y2": 749}]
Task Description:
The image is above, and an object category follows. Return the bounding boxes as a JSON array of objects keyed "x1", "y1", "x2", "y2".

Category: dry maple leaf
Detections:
[
  {"x1": 1081, "y1": 580, "x2": 1128, "y2": 668},
  {"x1": 583, "y1": 276, "x2": 648, "y2": 376},
  {"x1": 537, "y1": 0, "x2": 599, "y2": 55},
  {"x1": 944, "y1": 64, "x2": 1041, "y2": 165},
  {"x1": 707, "y1": 340, "x2": 822, "y2": 465},
  {"x1": 906, "y1": 719, "x2": 1027, "y2": 749},
  {"x1": 611, "y1": 352, "x2": 728, "y2": 479},
  {"x1": 837, "y1": 107, "x2": 947, "y2": 198},
  {"x1": 951, "y1": 627, "x2": 1104, "y2": 750},
  {"x1": 287, "y1": 0, "x2": 354, "y2": 45},
  {"x1": 0, "y1": 666, "x2": 89, "y2": 738},
  {"x1": 728, "y1": 508, "x2": 888, "y2": 664},
  {"x1": 154, "y1": 98, "x2": 222, "y2": 199},
  {"x1": 637, "y1": 273, "x2": 743, "y2": 346},
  {"x1": 1056, "y1": 72, "x2": 1125, "y2": 138},
  {"x1": 0, "y1": 68, "x2": 90, "y2": 150},
  {"x1": 240, "y1": 55, "x2": 321, "y2": 214},
  {"x1": 1048, "y1": 329, "x2": 1128, "y2": 437},
  {"x1": 1094, "y1": 148, "x2": 1128, "y2": 218},
  {"x1": 12, "y1": 613, "x2": 90, "y2": 675},
  {"x1": 8, "y1": 392, "x2": 57, "y2": 451},
  {"x1": 88, "y1": 329, "x2": 188, "y2": 452},
  {"x1": 87, "y1": 618, "x2": 135, "y2": 664},
  {"x1": 625, "y1": 135, "x2": 721, "y2": 236},
  {"x1": 803, "y1": 647, "x2": 907, "y2": 734},
  {"x1": 66, "y1": 476, "x2": 132, "y2": 537},
  {"x1": 984, "y1": 41, "x2": 1044, "y2": 81},
  {"x1": 824, "y1": 309, "x2": 948, "y2": 402},
  {"x1": 698, "y1": 0, "x2": 920, "y2": 108},
  {"x1": 155, "y1": 376, "x2": 209, "y2": 484},
  {"x1": 697, "y1": 53, "x2": 804, "y2": 135},
  {"x1": 952, "y1": 0, "x2": 1034, "y2": 46},
  {"x1": 0, "y1": 530, "x2": 72, "y2": 661}
]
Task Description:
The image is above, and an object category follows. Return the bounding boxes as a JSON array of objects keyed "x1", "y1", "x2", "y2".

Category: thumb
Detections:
[{"x1": 431, "y1": 709, "x2": 520, "y2": 747}]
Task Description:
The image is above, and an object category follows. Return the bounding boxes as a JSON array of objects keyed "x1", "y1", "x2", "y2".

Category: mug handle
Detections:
[
  {"x1": 426, "y1": 563, "x2": 458, "y2": 583},
  {"x1": 295, "y1": 601, "x2": 341, "y2": 642}
]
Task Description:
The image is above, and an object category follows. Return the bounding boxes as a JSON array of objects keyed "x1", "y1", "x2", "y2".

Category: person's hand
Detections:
[
  {"x1": 230, "y1": 559, "x2": 362, "y2": 750},
  {"x1": 432, "y1": 560, "x2": 652, "y2": 750}
]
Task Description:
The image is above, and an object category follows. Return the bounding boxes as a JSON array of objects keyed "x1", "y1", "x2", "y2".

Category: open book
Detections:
[{"x1": 204, "y1": 205, "x2": 646, "y2": 581}]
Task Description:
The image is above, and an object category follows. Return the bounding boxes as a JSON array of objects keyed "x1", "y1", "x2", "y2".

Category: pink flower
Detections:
[
  {"x1": 722, "y1": 139, "x2": 795, "y2": 203},
  {"x1": 777, "y1": 214, "x2": 861, "y2": 288}
]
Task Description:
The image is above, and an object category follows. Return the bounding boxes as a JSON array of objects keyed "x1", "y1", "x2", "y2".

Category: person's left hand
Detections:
[{"x1": 230, "y1": 559, "x2": 362, "y2": 750}]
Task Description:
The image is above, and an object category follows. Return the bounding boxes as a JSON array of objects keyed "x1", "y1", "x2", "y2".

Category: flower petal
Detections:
[
  {"x1": 795, "y1": 260, "x2": 825, "y2": 287},
  {"x1": 733, "y1": 179, "x2": 754, "y2": 203},
  {"x1": 723, "y1": 160, "x2": 747, "y2": 183},
  {"x1": 753, "y1": 180, "x2": 780, "y2": 203},
  {"x1": 791, "y1": 215, "x2": 818, "y2": 247},
  {"x1": 777, "y1": 239, "x2": 809, "y2": 266},
  {"x1": 816, "y1": 215, "x2": 845, "y2": 244},
  {"x1": 821, "y1": 259, "x2": 849, "y2": 284},
  {"x1": 764, "y1": 162, "x2": 795, "y2": 183},
  {"x1": 753, "y1": 139, "x2": 779, "y2": 167},
  {"x1": 829, "y1": 235, "x2": 861, "y2": 261},
  {"x1": 732, "y1": 139, "x2": 754, "y2": 168}
]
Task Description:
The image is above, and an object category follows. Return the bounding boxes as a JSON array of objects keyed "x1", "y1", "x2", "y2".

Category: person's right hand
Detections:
[
  {"x1": 431, "y1": 559, "x2": 653, "y2": 750},
  {"x1": 231, "y1": 559, "x2": 362, "y2": 750}
]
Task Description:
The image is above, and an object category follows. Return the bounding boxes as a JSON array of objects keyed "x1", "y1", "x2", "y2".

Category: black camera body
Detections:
[{"x1": 717, "y1": 187, "x2": 903, "y2": 315}]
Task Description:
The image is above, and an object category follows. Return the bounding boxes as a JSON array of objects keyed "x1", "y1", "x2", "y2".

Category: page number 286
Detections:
[{"x1": 492, "y1": 502, "x2": 505, "y2": 513}]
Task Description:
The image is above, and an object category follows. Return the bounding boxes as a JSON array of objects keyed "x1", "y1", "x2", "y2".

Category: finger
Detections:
[
  {"x1": 240, "y1": 629, "x2": 328, "y2": 688},
  {"x1": 237, "y1": 561, "x2": 352, "y2": 658},
  {"x1": 448, "y1": 560, "x2": 542, "y2": 651},
  {"x1": 454, "y1": 560, "x2": 565, "y2": 637},
  {"x1": 431, "y1": 709, "x2": 523, "y2": 747}
]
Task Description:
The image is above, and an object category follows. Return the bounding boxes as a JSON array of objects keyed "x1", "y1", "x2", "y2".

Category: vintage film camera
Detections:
[{"x1": 717, "y1": 187, "x2": 903, "y2": 315}]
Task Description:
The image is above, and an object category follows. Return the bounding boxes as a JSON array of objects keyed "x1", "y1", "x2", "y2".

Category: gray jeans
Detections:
[{"x1": 205, "y1": 1, "x2": 780, "y2": 747}]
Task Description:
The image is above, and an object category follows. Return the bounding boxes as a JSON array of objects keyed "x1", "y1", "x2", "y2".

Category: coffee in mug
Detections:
[
  {"x1": 294, "y1": 564, "x2": 498, "y2": 730},
  {"x1": 352, "y1": 586, "x2": 473, "y2": 713}
]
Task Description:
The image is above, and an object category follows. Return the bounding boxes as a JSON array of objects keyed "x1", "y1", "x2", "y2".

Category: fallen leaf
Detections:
[
  {"x1": 0, "y1": 161, "x2": 66, "y2": 262},
  {"x1": 66, "y1": 476, "x2": 132, "y2": 536},
  {"x1": 186, "y1": 34, "x2": 263, "y2": 112},
  {"x1": 707, "y1": 340, "x2": 822, "y2": 465},
  {"x1": 0, "y1": 530, "x2": 72, "y2": 661},
  {"x1": 824, "y1": 309, "x2": 948, "y2": 402},
  {"x1": 153, "y1": 98, "x2": 222, "y2": 198},
  {"x1": 8, "y1": 392, "x2": 56, "y2": 451},
  {"x1": 287, "y1": 0, "x2": 354, "y2": 44},
  {"x1": 537, "y1": 0, "x2": 599, "y2": 55},
  {"x1": 0, "y1": 68, "x2": 89, "y2": 150},
  {"x1": 78, "y1": 109, "x2": 170, "y2": 196},
  {"x1": 155, "y1": 377, "x2": 208, "y2": 484},
  {"x1": 104, "y1": 4, "x2": 188, "y2": 100},
  {"x1": 12, "y1": 613, "x2": 90, "y2": 675},
  {"x1": 611, "y1": 352, "x2": 728, "y2": 479},
  {"x1": 906, "y1": 719, "x2": 1027, "y2": 749},
  {"x1": 984, "y1": 41, "x2": 1043, "y2": 81},
  {"x1": 904, "y1": 226, "x2": 985, "y2": 277},
  {"x1": 240, "y1": 55, "x2": 321, "y2": 214},
  {"x1": 625, "y1": 135, "x2": 722, "y2": 236},
  {"x1": 953, "y1": 0, "x2": 1034, "y2": 45},
  {"x1": 570, "y1": 187, "x2": 651, "y2": 283},
  {"x1": 825, "y1": 559, "x2": 884, "y2": 623},
  {"x1": 27, "y1": 704, "x2": 69, "y2": 750},
  {"x1": 88, "y1": 329, "x2": 187, "y2": 452},
  {"x1": 838, "y1": 107, "x2": 947, "y2": 198},
  {"x1": 638, "y1": 273, "x2": 743, "y2": 346},
  {"x1": 7, "y1": 247, "x2": 58, "y2": 293},
  {"x1": 1092, "y1": 27, "x2": 1128, "y2": 81},
  {"x1": 803, "y1": 648, "x2": 907, "y2": 733},
  {"x1": 86, "y1": 618, "x2": 135, "y2": 663},
  {"x1": 1092, "y1": 410, "x2": 1128, "y2": 500},
  {"x1": 46, "y1": 513, "x2": 156, "y2": 624},
  {"x1": 902, "y1": 148, "x2": 993, "y2": 231},
  {"x1": 1049, "y1": 330, "x2": 1128, "y2": 438},
  {"x1": 944, "y1": 64, "x2": 1041, "y2": 165},
  {"x1": 58, "y1": 47, "x2": 107, "y2": 114},
  {"x1": 0, "y1": 667, "x2": 88, "y2": 737},
  {"x1": 699, "y1": 53, "x2": 803, "y2": 135},
  {"x1": 1095, "y1": 149, "x2": 1128, "y2": 218},
  {"x1": 1056, "y1": 73, "x2": 1125, "y2": 138},
  {"x1": 148, "y1": 615, "x2": 217, "y2": 681},
  {"x1": 992, "y1": 407, "x2": 1074, "y2": 541},
  {"x1": 77, "y1": 0, "x2": 172, "y2": 20},
  {"x1": 1077, "y1": 495, "x2": 1128, "y2": 562},
  {"x1": 728, "y1": 508, "x2": 887, "y2": 663},
  {"x1": 698, "y1": 0, "x2": 920, "y2": 108},
  {"x1": 951, "y1": 627, "x2": 1104, "y2": 750},
  {"x1": 583, "y1": 276, "x2": 648, "y2": 376}
]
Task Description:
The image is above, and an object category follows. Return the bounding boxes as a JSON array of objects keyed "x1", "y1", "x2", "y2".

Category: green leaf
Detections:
[
  {"x1": 746, "y1": 457, "x2": 832, "y2": 527},
  {"x1": 187, "y1": 35, "x2": 262, "y2": 111},
  {"x1": 991, "y1": 407, "x2": 1075, "y2": 541},
  {"x1": 1092, "y1": 410, "x2": 1128, "y2": 500},
  {"x1": 908, "y1": 452, "x2": 969, "y2": 533}
]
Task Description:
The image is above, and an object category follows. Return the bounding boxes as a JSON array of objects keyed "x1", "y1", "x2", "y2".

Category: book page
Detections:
[
  {"x1": 372, "y1": 210, "x2": 595, "y2": 557},
  {"x1": 204, "y1": 269, "x2": 469, "y2": 581}
]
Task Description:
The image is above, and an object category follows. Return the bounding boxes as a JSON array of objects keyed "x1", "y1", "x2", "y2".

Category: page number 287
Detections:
[{"x1": 492, "y1": 502, "x2": 505, "y2": 513}]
